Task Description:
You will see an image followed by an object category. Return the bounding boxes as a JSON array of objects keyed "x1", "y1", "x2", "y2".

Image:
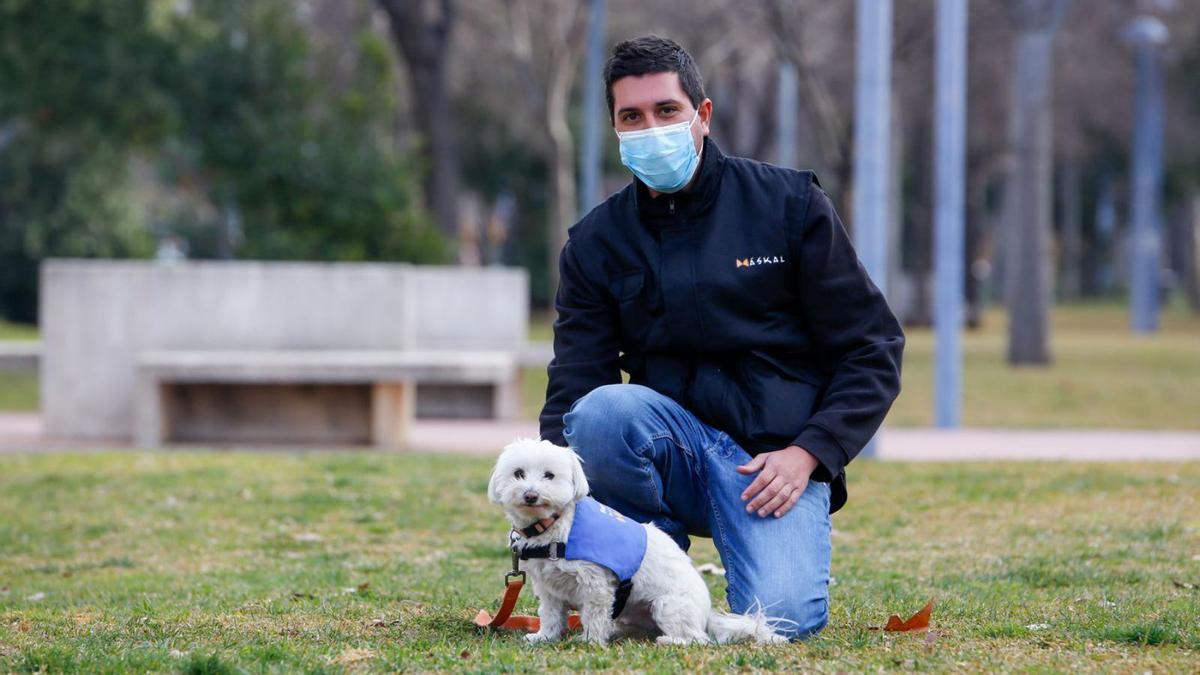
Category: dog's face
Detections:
[{"x1": 489, "y1": 439, "x2": 589, "y2": 521}]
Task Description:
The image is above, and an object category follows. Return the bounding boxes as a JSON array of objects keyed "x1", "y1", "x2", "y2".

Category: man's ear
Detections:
[
  {"x1": 487, "y1": 464, "x2": 505, "y2": 504},
  {"x1": 569, "y1": 450, "x2": 590, "y2": 501}
]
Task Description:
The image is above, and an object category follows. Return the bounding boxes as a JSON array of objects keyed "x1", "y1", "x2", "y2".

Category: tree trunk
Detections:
[
  {"x1": 543, "y1": 46, "x2": 579, "y2": 298},
  {"x1": 377, "y1": 0, "x2": 460, "y2": 239},
  {"x1": 1059, "y1": 163, "x2": 1082, "y2": 299},
  {"x1": 1003, "y1": 0, "x2": 1067, "y2": 365}
]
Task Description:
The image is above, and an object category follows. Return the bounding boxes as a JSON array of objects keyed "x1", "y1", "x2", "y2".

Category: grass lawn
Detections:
[
  {"x1": 0, "y1": 320, "x2": 38, "y2": 341},
  {"x1": 0, "y1": 370, "x2": 38, "y2": 412},
  {"x1": 525, "y1": 302, "x2": 1200, "y2": 430},
  {"x1": 0, "y1": 452, "x2": 1196, "y2": 672}
]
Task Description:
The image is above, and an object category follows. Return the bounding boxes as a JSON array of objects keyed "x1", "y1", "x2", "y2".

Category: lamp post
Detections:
[
  {"x1": 933, "y1": 0, "x2": 967, "y2": 427},
  {"x1": 852, "y1": 0, "x2": 893, "y2": 456},
  {"x1": 1124, "y1": 14, "x2": 1168, "y2": 334}
]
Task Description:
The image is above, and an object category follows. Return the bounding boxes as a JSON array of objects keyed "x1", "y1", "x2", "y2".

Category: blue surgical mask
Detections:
[{"x1": 616, "y1": 110, "x2": 701, "y2": 194}]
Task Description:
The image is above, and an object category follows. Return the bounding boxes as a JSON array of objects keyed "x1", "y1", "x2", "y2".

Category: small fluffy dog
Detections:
[{"x1": 488, "y1": 438, "x2": 788, "y2": 645}]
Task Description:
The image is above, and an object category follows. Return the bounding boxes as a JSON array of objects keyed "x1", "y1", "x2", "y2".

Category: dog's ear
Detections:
[
  {"x1": 487, "y1": 462, "x2": 506, "y2": 504},
  {"x1": 569, "y1": 449, "x2": 590, "y2": 501}
]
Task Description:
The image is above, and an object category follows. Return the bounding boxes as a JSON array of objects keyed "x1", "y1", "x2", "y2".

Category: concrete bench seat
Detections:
[{"x1": 135, "y1": 349, "x2": 518, "y2": 449}]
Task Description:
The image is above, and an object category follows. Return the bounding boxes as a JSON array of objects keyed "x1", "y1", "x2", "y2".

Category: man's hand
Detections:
[{"x1": 736, "y1": 445, "x2": 820, "y2": 518}]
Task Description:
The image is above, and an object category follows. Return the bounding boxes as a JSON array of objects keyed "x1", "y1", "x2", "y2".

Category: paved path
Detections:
[{"x1": 1, "y1": 413, "x2": 1197, "y2": 460}]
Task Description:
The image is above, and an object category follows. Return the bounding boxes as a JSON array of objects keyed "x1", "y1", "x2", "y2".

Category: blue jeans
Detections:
[{"x1": 562, "y1": 383, "x2": 832, "y2": 640}]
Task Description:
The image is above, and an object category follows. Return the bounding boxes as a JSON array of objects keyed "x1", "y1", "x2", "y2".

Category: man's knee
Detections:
[
  {"x1": 562, "y1": 384, "x2": 654, "y2": 453},
  {"x1": 773, "y1": 596, "x2": 828, "y2": 641},
  {"x1": 740, "y1": 589, "x2": 828, "y2": 641}
]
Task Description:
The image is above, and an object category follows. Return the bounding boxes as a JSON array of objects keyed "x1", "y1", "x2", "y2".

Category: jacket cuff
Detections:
[{"x1": 792, "y1": 425, "x2": 847, "y2": 483}]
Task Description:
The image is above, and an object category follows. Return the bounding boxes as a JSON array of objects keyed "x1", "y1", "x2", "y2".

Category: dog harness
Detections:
[{"x1": 514, "y1": 496, "x2": 648, "y2": 619}]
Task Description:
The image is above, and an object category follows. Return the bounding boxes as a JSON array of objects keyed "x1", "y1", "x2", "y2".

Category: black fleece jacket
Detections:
[{"x1": 539, "y1": 137, "x2": 904, "y2": 513}]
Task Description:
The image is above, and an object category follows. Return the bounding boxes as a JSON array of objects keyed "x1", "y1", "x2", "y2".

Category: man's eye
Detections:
[
  {"x1": 544, "y1": 472, "x2": 555, "y2": 480},
  {"x1": 514, "y1": 469, "x2": 525, "y2": 479}
]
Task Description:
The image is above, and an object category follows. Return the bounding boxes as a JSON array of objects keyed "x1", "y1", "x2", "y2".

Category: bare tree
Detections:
[
  {"x1": 502, "y1": 0, "x2": 588, "y2": 296},
  {"x1": 1003, "y1": 0, "x2": 1069, "y2": 365},
  {"x1": 376, "y1": 0, "x2": 460, "y2": 239}
]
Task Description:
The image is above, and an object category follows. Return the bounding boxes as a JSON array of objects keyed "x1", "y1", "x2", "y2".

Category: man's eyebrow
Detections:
[{"x1": 616, "y1": 99, "x2": 685, "y2": 115}]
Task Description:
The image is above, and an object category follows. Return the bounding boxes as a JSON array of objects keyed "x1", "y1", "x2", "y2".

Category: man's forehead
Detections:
[{"x1": 612, "y1": 72, "x2": 689, "y2": 110}]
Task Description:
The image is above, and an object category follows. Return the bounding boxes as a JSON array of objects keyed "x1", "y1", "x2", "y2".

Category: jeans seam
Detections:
[
  {"x1": 633, "y1": 434, "x2": 671, "y2": 509},
  {"x1": 702, "y1": 438, "x2": 743, "y2": 610}
]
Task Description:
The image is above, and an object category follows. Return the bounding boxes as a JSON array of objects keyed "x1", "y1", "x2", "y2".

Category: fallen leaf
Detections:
[
  {"x1": 883, "y1": 598, "x2": 933, "y2": 632},
  {"x1": 26, "y1": 592, "x2": 45, "y2": 602},
  {"x1": 1172, "y1": 579, "x2": 1196, "y2": 590},
  {"x1": 369, "y1": 619, "x2": 399, "y2": 628},
  {"x1": 459, "y1": 650, "x2": 471, "y2": 659},
  {"x1": 356, "y1": 582, "x2": 370, "y2": 593}
]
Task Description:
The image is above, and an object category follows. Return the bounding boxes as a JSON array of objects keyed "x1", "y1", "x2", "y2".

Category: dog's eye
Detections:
[
  {"x1": 513, "y1": 469, "x2": 525, "y2": 479},
  {"x1": 543, "y1": 472, "x2": 555, "y2": 480}
]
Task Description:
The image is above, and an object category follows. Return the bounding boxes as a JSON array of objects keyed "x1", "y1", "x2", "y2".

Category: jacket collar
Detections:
[{"x1": 634, "y1": 136, "x2": 726, "y2": 227}]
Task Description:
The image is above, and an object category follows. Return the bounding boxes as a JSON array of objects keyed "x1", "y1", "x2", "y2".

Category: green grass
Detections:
[
  {"x1": 0, "y1": 452, "x2": 1196, "y2": 672},
  {"x1": 0, "y1": 320, "x2": 38, "y2": 341},
  {"x1": 524, "y1": 302, "x2": 1200, "y2": 429},
  {"x1": 0, "y1": 370, "x2": 39, "y2": 411}
]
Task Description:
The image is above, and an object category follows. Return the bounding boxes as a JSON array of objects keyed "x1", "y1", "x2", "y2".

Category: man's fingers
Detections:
[
  {"x1": 735, "y1": 453, "x2": 768, "y2": 474},
  {"x1": 740, "y1": 468, "x2": 775, "y2": 502},
  {"x1": 772, "y1": 488, "x2": 804, "y2": 518},
  {"x1": 745, "y1": 475, "x2": 785, "y2": 512},
  {"x1": 758, "y1": 482, "x2": 796, "y2": 514}
]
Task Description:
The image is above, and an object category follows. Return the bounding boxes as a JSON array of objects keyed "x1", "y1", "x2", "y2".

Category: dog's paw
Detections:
[
  {"x1": 757, "y1": 631, "x2": 789, "y2": 645},
  {"x1": 525, "y1": 632, "x2": 557, "y2": 644}
]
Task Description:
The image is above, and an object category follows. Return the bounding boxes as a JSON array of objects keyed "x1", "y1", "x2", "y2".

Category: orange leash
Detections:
[{"x1": 474, "y1": 543, "x2": 583, "y2": 633}]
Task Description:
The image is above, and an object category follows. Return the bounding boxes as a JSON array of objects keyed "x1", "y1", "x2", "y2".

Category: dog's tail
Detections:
[{"x1": 705, "y1": 599, "x2": 793, "y2": 644}]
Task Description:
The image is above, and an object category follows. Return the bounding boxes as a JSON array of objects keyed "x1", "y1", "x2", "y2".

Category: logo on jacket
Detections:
[{"x1": 736, "y1": 255, "x2": 787, "y2": 268}]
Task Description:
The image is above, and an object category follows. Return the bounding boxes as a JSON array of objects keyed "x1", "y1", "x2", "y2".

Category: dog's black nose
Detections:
[{"x1": 523, "y1": 490, "x2": 539, "y2": 505}]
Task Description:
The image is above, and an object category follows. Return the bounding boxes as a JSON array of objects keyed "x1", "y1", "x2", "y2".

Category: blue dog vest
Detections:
[{"x1": 563, "y1": 497, "x2": 647, "y2": 582}]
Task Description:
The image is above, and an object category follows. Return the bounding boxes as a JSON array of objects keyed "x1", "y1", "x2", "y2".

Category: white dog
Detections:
[{"x1": 488, "y1": 438, "x2": 789, "y2": 645}]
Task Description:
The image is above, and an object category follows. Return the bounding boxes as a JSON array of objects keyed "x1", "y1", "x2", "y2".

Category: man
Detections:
[{"x1": 539, "y1": 35, "x2": 904, "y2": 640}]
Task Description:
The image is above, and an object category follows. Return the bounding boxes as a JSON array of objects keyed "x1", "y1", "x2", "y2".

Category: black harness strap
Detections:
[
  {"x1": 611, "y1": 579, "x2": 634, "y2": 620},
  {"x1": 517, "y1": 542, "x2": 566, "y2": 561}
]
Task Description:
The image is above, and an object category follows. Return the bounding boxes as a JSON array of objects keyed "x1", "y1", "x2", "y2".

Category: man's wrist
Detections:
[{"x1": 782, "y1": 444, "x2": 820, "y2": 471}]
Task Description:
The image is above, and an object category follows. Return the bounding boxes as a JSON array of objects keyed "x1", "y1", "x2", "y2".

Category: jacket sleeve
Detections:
[
  {"x1": 788, "y1": 181, "x2": 905, "y2": 481},
  {"x1": 538, "y1": 238, "x2": 623, "y2": 446}
]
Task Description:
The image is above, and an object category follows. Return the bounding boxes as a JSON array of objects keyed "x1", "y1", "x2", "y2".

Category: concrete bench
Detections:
[{"x1": 134, "y1": 350, "x2": 518, "y2": 449}]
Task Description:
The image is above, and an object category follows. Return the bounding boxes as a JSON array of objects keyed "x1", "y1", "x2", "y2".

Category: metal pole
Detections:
[
  {"x1": 578, "y1": 0, "x2": 606, "y2": 216},
  {"x1": 776, "y1": 62, "x2": 798, "y2": 169},
  {"x1": 933, "y1": 0, "x2": 967, "y2": 427},
  {"x1": 1125, "y1": 15, "x2": 1167, "y2": 334},
  {"x1": 852, "y1": 0, "x2": 892, "y2": 456}
]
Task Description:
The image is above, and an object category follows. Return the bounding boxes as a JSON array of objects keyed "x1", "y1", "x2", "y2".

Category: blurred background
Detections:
[{"x1": 0, "y1": 0, "x2": 1198, "y2": 443}]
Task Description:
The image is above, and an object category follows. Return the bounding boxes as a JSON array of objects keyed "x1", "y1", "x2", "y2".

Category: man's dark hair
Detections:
[{"x1": 604, "y1": 35, "x2": 706, "y2": 124}]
